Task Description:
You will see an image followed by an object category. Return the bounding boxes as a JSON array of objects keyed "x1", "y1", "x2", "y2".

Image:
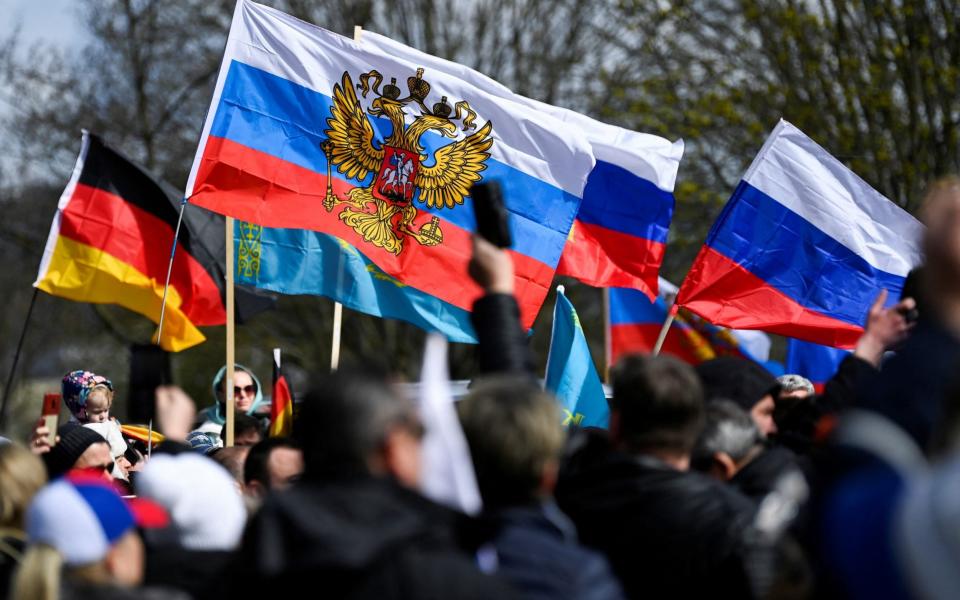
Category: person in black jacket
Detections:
[
  {"x1": 228, "y1": 370, "x2": 518, "y2": 599},
  {"x1": 555, "y1": 354, "x2": 758, "y2": 599},
  {"x1": 459, "y1": 375, "x2": 624, "y2": 600}
]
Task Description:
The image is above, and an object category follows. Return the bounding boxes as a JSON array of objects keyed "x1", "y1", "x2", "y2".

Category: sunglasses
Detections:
[
  {"x1": 93, "y1": 461, "x2": 115, "y2": 474},
  {"x1": 233, "y1": 384, "x2": 256, "y2": 396}
]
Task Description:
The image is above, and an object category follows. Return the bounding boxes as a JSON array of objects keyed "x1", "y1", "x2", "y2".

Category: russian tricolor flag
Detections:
[
  {"x1": 363, "y1": 32, "x2": 682, "y2": 300},
  {"x1": 676, "y1": 120, "x2": 923, "y2": 348},
  {"x1": 186, "y1": 1, "x2": 595, "y2": 334}
]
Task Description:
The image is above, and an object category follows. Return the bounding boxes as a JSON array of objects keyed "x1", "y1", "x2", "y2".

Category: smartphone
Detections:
[
  {"x1": 471, "y1": 181, "x2": 512, "y2": 248},
  {"x1": 41, "y1": 393, "x2": 61, "y2": 446}
]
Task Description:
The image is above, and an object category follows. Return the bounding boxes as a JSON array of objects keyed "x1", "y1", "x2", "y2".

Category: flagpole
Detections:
[
  {"x1": 327, "y1": 25, "x2": 364, "y2": 373},
  {"x1": 154, "y1": 196, "x2": 189, "y2": 347},
  {"x1": 225, "y1": 216, "x2": 236, "y2": 447},
  {"x1": 602, "y1": 288, "x2": 611, "y2": 381},
  {"x1": 0, "y1": 288, "x2": 39, "y2": 431},
  {"x1": 652, "y1": 304, "x2": 678, "y2": 356}
]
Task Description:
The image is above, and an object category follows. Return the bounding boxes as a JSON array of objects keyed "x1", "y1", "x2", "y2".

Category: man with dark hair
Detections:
[
  {"x1": 229, "y1": 370, "x2": 517, "y2": 598},
  {"x1": 556, "y1": 354, "x2": 758, "y2": 598},
  {"x1": 242, "y1": 437, "x2": 302, "y2": 499},
  {"x1": 458, "y1": 375, "x2": 623, "y2": 600},
  {"x1": 223, "y1": 413, "x2": 264, "y2": 447}
]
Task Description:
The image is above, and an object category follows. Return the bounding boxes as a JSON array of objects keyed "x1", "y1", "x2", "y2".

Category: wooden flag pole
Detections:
[
  {"x1": 225, "y1": 216, "x2": 236, "y2": 447},
  {"x1": 327, "y1": 25, "x2": 364, "y2": 373},
  {"x1": 652, "y1": 305, "x2": 678, "y2": 356}
]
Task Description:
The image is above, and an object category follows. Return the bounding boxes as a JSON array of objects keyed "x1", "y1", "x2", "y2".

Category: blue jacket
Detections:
[{"x1": 491, "y1": 501, "x2": 625, "y2": 600}]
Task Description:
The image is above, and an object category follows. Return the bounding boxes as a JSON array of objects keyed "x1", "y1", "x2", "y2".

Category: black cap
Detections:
[
  {"x1": 695, "y1": 357, "x2": 781, "y2": 412},
  {"x1": 43, "y1": 423, "x2": 108, "y2": 479}
]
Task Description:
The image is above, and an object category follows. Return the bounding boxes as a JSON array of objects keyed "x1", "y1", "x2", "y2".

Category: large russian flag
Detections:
[
  {"x1": 675, "y1": 120, "x2": 923, "y2": 348},
  {"x1": 186, "y1": 1, "x2": 594, "y2": 333},
  {"x1": 363, "y1": 31, "x2": 682, "y2": 300}
]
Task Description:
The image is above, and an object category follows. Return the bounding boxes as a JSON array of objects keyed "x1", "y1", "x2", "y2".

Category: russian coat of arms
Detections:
[{"x1": 321, "y1": 68, "x2": 494, "y2": 255}]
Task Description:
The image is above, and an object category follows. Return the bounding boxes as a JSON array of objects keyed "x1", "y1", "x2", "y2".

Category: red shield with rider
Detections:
[{"x1": 373, "y1": 147, "x2": 420, "y2": 205}]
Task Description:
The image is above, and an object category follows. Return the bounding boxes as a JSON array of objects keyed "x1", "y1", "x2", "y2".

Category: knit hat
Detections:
[
  {"x1": 61, "y1": 370, "x2": 113, "y2": 419},
  {"x1": 135, "y1": 453, "x2": 246, "y2": 551},
  {"x1": 43, "y1": 423, "x2": 110, "y2": 480},
  {"x1": 695, "y1": 356, "x2": 781, "y2": 412},
  {"x1": 26, "y1": 472, "x2": 167, "y2": 566},
  {"x1": 186, "y1": 430, "x2": 220, "y2": 455}
]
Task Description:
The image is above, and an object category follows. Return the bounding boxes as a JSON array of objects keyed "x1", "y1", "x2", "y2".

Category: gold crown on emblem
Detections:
[{"x1": 357, "y1": 67, "x2": 477, "y2": 131}]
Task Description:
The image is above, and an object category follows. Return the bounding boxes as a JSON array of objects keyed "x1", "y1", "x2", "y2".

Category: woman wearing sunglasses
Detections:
[{"x1": 191, "y1": 365, "x2": 269, "y2": 449}]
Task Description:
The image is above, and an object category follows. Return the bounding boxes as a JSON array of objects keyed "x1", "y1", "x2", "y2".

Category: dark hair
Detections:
[
  {"x1": 222, "y1": 413, "x2": 263, "y2": 441},
  {"x1": 244, "y1": 437, "x2": 300, "y2": 488},
  {"x1": 458, "y1": 375, "x2": 564, "y2": 508},
  {"x1": 691, "y1": 400, "x2": 762, "y2": 472},
  {"x1": 295, "y1": 370, "x2": 416, "y2": 479},
  {"x1": 610, "y1": 354, "x2": 705, "y2": 454}
]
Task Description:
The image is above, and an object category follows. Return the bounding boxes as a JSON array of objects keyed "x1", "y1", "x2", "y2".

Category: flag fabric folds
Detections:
[
  {"x1": 675, "y1": 120, "x2": 923, "y2": 348},
  {"x1": 235, "y1": 224, "x2": 478, "y2": 343},
  {"x1": 35, "y1": 131, "x2": 228, "y2": 351},
  {"x1": 784, "y1": 338, "x2": 849, "y2": 393},
  {"x1": 608, "y1": 283, "x2": 765, "y2": 367},
  {"x1": 362, "y1": 31, "x2": 682, "y2": 300},
  {"x1": 545, "y1": 288, "x2": 608, "y2": 428},
  {"x1": 186, "y1": 0, "x2": 594, "y2": 335},
  {"x1": 269, "y1": 347, "x2": 293, "y2": 437}
]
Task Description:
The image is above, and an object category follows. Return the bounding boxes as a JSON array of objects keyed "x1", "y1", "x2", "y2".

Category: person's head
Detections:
[
  {"x1": 691, "y1": 400, "x2": 764, "y2": 481},
  {"x1": 0, "y1": 443, "x2": 47, "y2": 530},
  {"x1": 296, "y1": 370, "x2": 423, "y2": 487},
  {"x1": 243, "y1": 437, "x2": 304, "y2": 498},
  {"x1": 458, "y1": 376, "x2": 564, "y2": 508},
  {"x1": 214, "y1": 366, "x2": 261, "y2": 414},
  {"x1": 223, "y1": 413, "x2": 264, "y2": 447},
  {"x1": 609, "y1": 354, "x2": 705, "y2": 470},
  {"x1": 14, "y1": 474, "x2": 166, "y2": 597},
  {"x1": 136, "y1": 453, "x2": 247, "y2": 552},
  {"x1": 62, "y1": 370, "x2": 114, "y2": 424},
  {"x1": 43, "y1": 424, "x2": 113, "y2": 480},
  {"x1": 777, "y1": 374, "x2": 815, "y2": 402},
  {"x1": 695, "y1": 357, "x2": 781, "y2": 437},
  {"x1": 210, "y1": 445, "x2": 251, "y2": 486},
  {"x1": 921, "y1": 176, "x2": 960, "y2": 293}
]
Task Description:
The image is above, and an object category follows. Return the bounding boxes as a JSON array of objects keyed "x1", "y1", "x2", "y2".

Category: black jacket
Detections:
[
  {"x1": 556, "y1": 430, "x2": 757, "y2": 599},
  {"x1": 490, "y1": 502, "x2": 624, "y2": 600},
  {"x1": 471, "y1": 293, "x2": 535, "y2": 376},
  {"x1": 229, "y1": 475, "x2": 519, "y2": 599}
]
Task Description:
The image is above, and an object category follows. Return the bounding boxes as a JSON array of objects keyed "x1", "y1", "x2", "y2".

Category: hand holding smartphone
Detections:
[
  {"x1": 471, "y1": 181, "x2": 512, "y2": 248},
  {"x1": 41, "y1": 393, "x2": 61, "y2": 447}
]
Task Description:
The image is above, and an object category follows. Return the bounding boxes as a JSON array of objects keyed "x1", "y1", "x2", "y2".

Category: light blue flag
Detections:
[
  {"x1": 234, "y1": 222, "x2": 477, "y2": 343},
  {"x1": 544, "y1": 287, "x2": 609, "y2": 428}
]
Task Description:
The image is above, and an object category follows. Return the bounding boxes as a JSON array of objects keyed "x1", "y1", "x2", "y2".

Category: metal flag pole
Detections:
[
  {"x1": 0, "y1": 288, "x2": 39, "y2": 431},
  {"x1": 154, "y1": 196, "x2": 189, "y2": 347}
]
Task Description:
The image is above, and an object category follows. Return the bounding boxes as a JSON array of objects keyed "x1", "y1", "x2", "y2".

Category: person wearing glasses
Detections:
[{"x1": 192, "y1": 365, "x2": 269, "y2": 448}]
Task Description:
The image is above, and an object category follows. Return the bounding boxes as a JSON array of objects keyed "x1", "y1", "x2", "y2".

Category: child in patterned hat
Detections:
[{"x1": 62, "y1": 370, "x2": 131, "y2": 480}]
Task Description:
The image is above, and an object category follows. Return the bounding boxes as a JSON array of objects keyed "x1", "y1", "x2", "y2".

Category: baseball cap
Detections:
[{"x1": 26, "y1": 471, "x2": 168, "y2": 566}]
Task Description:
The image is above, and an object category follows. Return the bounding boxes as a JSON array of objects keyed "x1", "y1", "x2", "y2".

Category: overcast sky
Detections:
[{"x1": 1, "y1": 0, "x2": 87, "y2": 48}]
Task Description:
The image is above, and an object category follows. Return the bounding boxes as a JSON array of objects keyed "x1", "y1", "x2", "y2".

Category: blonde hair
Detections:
[
  {"x1": 11, "y1": 544, "x2": 114, "y2": 600},
  {"x1": 85, "y1": 385, "x2": 114, "y2": 408},
  {"x1": 0, "y1": 443, "x2": 46, "y2": 529}
]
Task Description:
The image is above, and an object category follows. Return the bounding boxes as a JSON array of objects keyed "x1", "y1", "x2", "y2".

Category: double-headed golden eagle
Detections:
[{"x1": 322, "y1": 71, "x2": 494, "y2": 255}]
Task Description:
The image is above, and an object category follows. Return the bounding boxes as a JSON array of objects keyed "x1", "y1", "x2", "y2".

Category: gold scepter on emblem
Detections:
[{"x1": 321, "y1": 139, "x2": 336, "y2": 212}]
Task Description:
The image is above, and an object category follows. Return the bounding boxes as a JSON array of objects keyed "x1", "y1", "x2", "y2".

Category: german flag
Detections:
[
  {"x1": 269, "y1": 347, "x2": 293, "y2": 437},
  {"x1": 34, "y1": 131, "x2": 264, "y2": 351}
]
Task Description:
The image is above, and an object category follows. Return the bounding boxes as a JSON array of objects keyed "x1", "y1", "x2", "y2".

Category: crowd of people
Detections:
[{"x1": 1, "y1": 177, "x2": 960, "y2": 599}]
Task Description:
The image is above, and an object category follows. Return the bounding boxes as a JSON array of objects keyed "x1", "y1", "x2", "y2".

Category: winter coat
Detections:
[
  {"x1": 731, "y1": 445, "x2": 804, "y2": 501},
  {"x1": 490, "y1": 502, "x2": 625, "y2": 600},
  {"x1": 556, "y1": 429, "x2": 757, "y2": 599},
  {"x1": 471, "y1": 293, "x2": 536, "y2": 377},
  {"x1": 229, "y1": 475, "x2": 520, "y2": 599}
]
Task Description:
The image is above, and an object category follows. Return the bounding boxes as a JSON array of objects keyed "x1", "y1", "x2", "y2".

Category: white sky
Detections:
[{"x1": 1, "y1": 0, "x2": 86, "y2": 48}]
